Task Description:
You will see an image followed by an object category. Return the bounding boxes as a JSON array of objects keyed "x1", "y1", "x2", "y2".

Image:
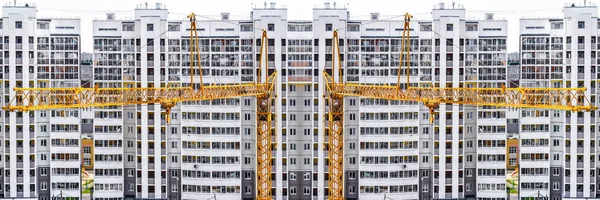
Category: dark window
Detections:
[
  {"x1": 326, "y1": 24, "x2": 333, "y2": 31},
  {"x1": 579, "y1": 21, "x2": 585, "y2": 29},
  {"x1": 268, "y1": 24, "x2": 274, "y2": 31},
  {"x1": 147, "y1": 24, "x2": 154, "y2": 31},
  {"x1": 446, "y1": 24, "x2": 453, "y2": 31},
  {"x1": 15, "y1": 21, "x2": 22, "y2": 29}
]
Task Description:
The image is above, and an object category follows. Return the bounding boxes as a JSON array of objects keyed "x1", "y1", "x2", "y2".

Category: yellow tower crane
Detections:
[
  {"x1": 324, "y1": 13, "x2": 597, "y2": 200},
  {"x1": 2, "y1": 13, "x2": 277, "y2": 200}
]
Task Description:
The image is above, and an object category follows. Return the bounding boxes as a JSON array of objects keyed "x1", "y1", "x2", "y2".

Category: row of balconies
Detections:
[
  {"x1": 433, "y1": 177, "x2": 465, "y2": 185},
  {"x1": 136, "y1": 161, "x2": 167, "y2": 169},
  {"x1": 433, "y1": 163, "x2": 464, "y2": 170},
  {"x1": 565, "y1": 161, "x2": 589, "y2": 169},
  {"x1": 137, "y1": 133, "x2": 166, "y2": 141},
  {"x1": 565, "y1": 146, "x2": 596, "y2": 154},
  {"x1": 564, "y1": 177, "x2": 596, "y2": 184},
  {"x1": 135, "y1": 178, "x2": 167, "y2": 185},
  {"x1": 434, "y1": 148, "x2": 465, "y2": 155},
  {"x1": 4, "y1": 146, "x2": 35, "y2": 154},
  {"x1": 136, "y1": 148, "x2": 167, "y2": 155},
  {"x1": 135, "y1": 193, "x2": 166, "y2": 199},
  {"x1": 5, "y1": 176, "x2": 36, "y2": 184},
  {"x1": 434, "y1": 133, "x2": 465, "y2": 141},
  {"x1": 3, "y1": 129, "x2": 35, "y2": 139}
]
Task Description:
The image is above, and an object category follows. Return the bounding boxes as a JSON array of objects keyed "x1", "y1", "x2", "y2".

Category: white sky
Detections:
[{"x1": 24, "y1": 0, "x2": 588, "y2": 52}]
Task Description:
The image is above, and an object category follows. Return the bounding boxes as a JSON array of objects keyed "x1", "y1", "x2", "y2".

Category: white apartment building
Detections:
[
  {"x1": 0, "y1": 2, "x2": 82, "y2": 200},
  {"x1": 519, "y1": 3, "x2": 599, "y2": 200},
  {"x1": 87, "y1": 2, "x2": 512, "y2": 200}
]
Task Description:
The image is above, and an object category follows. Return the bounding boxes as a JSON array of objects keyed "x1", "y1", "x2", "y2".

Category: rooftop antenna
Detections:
[
  {"x1": 452, "y1": 1, "x2": 455, "y2": 9},
  {"x1": 584, "y1": 0, "x2": 587, "y2": 6},
  {"x1": 145, "y1": 2, "x2": 148, "y2": 9},
  {"x1": 264, "y1": 1, "x2": 267, "y2": 9},
  {"x1": 333, "y1": 1, "x2": 337, "y2": 9}
]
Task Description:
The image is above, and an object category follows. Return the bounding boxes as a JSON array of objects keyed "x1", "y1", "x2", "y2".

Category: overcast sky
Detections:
[{"x1": 24, "y1": 0, "x2": 586, "y2": 52}]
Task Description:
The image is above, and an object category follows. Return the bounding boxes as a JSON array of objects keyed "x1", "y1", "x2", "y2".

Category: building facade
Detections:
[
  {"x1": 0, "y1": 3, "x2": 82, "y2": 200},
  {"x1": 519, "y1": 3, "x2": 600, "y2": 200},
  {"x1": 6, "y1": 1, "x2": 600, "y2": 200}
]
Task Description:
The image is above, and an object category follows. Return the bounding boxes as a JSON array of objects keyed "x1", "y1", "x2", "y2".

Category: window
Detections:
[
  {"x1": 509, "y1": 147, "x2": 517, "y2": 154},
  {"x1": 290, "y1": 187, "x2": 297, "y2": 195},
  {"x1": 466, "y1": 183, "x2": 471, "y2": 191},
  {"x1": 422, "y1": 184, "x2": 429, "y2": 192},
  {"x1": 420, "y1": 24, "x2": 432, "y2": 31},
  {"x1": 290, "y1": 172, "x2": 297, "y2": 180},
  {"x1": 303, "y1": 186, "x2": 310, "y2": 195},
  {"x1": 579, "y1": 21, "x2": 585, "y2": 29},
  {"x1": 147, "y1": 24, "x2": 154, "y2": 31},
  {"x1": 509, "y1": 158, "x2": 517, "y2": 166},
  {"x1": 423, "y1": 141, "x2": 429, "y2": 148},
  {"x1": 348, "y1": 24, "x2": 360, "y2": 32},
  {"x1": 326, "y1": 24, "x2": 333, "y2": 31},
  {"x1": 37, "y1": 22, "x2": 49, "y2": 29},
  {"x1": 171, "y1": 184, "x2": 178, "y2": 192},
  {"x1": 41, "y1": 182, "x2": 47, "y2": 190},
  {"x1": 466, "y1": 169, "x2": 472, "y2": 177},
  {"x1": 466, "y1": 24, "x2": 477, "y2": 31},
  {"x1": 446, "y1": 24, "x2": 453, "y2": 31},
  {"x1": 349, "y1": 186, "x2": 356, "y2": 194},
  {"x1": 40, "y1": 168, "x2": 48, "y2": 176},
  {"x1": 349, "y1": 157, "x2": 356, "y2": 164},
  {"x1": 303, "y1": 172, "x2": 310, "y2": 180},
  {"x1": 15, "y1": 21, "x2": 22, "y2": 29},
  {"x1": 551, "y1": 22, "x2": 563, "y2": 29},
  {"x1": 553, "y1": 182, "x2": 560, "y2": 190},
  {"x1": 123, "y1": 24, "x2": 135, "y2": 31},
  {"x1": 348, "y1": 171, "x2": 356, "y2": 179},
  {"x1": 268, "y1": 24, "x2": 275, "y2": 31},
  {"x1": 422, "y1": 170, "x2": 429, "y2": 178},
  {"x1": 245, "y1": 186, "x2": 252, "y2": 194}
]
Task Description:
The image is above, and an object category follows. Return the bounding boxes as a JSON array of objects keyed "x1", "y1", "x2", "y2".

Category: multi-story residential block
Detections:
[
  {"x1": 86, "y1": 2, "x2": 510, "y2": 200},
  {"x1": 9, "y1": 2, "x2": 600, "y2": 200},
  {"x1": 519, "y1": 3, "x2": 600, "y2": 200},
  {"x1": 0, "y1": 3, "x2": 81, "y2": 200}
]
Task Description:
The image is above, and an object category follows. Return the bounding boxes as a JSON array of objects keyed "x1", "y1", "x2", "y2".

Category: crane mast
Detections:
[
  {"x1": 324, "y1": 13, "x2": 596, "y2": 200},
  {"x1": 3, "y1": 13, "x2": 277, "y2": 200}
]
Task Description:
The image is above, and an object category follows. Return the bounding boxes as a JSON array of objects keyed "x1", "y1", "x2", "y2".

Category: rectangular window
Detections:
[
  {"x1": 420, "y1": 24, "x2": 432, "y2": 32},
  {"x1": 326, "y1": 24, "x2": 333, "y2": 31},
  {"x1": 15, "y1": 21, "x2": 22, "y2": 29},
  {"x1": 303, "y1": 187, "x2": 310, "y2": 195},
  {"x1": 579, "y1": 21, "x2": 585, "y2": 29},
  {"x1": 446, "y1": 24, "x2": 453, "y2": 31},
  {"x1": 147, "y1": 24, "x2": 154, "y2": 31},
  {"x1": 268, "y1": 24, "x2": 275, "y2": 31},
  {"x1": 466, "y1": 24, "x2": 477, "y2": 31},
  {"x1": 509, "y1": 147, "x2": 517, "y2": 154},
  {"x1": 551, "y1": 22, "x2": 563, "y2": 29}
]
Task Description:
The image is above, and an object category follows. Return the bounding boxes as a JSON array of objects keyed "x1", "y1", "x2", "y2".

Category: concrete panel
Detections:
[
  {"x1": 288, "y1": 171, "x2": 312, "y2": 200},
  {"x1": 241, "y1": 170, "x2": 255, "y2": 199},
  {"x1": 36, "y1": 167, "x2": 50, "y2": 199}
]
